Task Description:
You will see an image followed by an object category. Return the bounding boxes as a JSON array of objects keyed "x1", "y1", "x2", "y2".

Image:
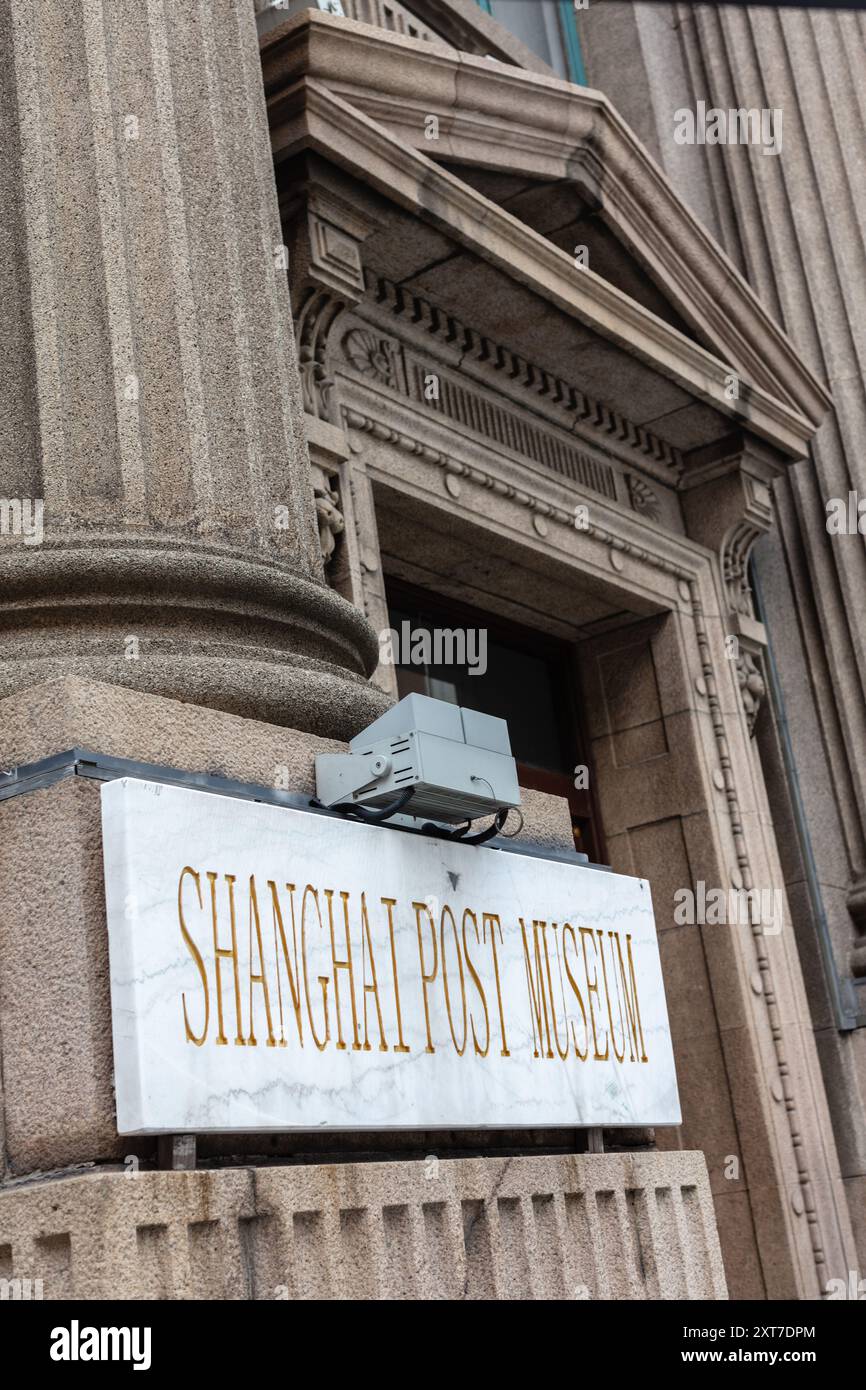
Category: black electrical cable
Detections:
[
  {"x1": 310, "y1": 788, "x2": 414, "y2": 824},
  {"x1": 312, "y1": 794, "x2": 513, "y2": 844},
  {"x1": 419, "y1": 807, "x2": 510, "y2": 844},
  {"x1": 455, "y1": 808, "x2": 510, "y2": 845}
]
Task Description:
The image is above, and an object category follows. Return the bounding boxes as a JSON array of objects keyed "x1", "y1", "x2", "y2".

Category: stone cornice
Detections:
[
  {"x1": 260, "y1": 10, "x2": 830, "y2": 436},
  {"x1": 268, "y1": 72, "x2": 818, "y2": 461},
  {"x1": 342, "y1": 402, "x2": 702, "y2": 606},
  {"x1": 366, "y1": 272, "x2": 684, "y2": 477}
]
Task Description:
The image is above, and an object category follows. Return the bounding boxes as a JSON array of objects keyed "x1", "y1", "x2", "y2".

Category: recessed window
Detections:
[{"x1": 477, "y1": 0, "x2": 587, "y2": 85}]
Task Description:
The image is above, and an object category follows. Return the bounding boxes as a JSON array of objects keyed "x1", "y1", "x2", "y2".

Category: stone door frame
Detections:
[{"x1": 330, "y1": 363, "x2": 856, "y2": 1299}]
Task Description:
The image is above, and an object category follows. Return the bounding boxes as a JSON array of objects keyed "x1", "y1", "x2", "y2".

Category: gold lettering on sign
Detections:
[
  {"x1": 359, "y1": 892, "x2": 388, "y2": 1052},
  {"x1": 611, "y1": 931, "x2": 648, "y2": 1063},
  {"x1": 208, "y1": 871, "x2": 245, "y2": 1047},
  {"x1": 175, "y1": 869, "x2": 651, "y2": 1070},
  {"x1": 597, "y1": 927, "x2": 625, "y2": 1063},
  {"x1": 520, "y1": 919, "x2": 553, "y2": 1060},
  {"x1": 325, "y1": 888, "x2": 362, "y2": 1052},
  {"x1": 483, "y1": 912, "x2": 510, "y2": 1057},
  {"x1": 178, "y1": 866, "x2": 209, "y2": 1046},
  {"x1": 579, "y1": 925, "x2": 609, "y2": 1061},
  {"x1": 544, "y1": 925, "x2": 570, "y2": 1061},
  {"x1": 562, "y1": 923, "x2": 589, "y2": 1061},
  {"x1": 224, "y1": 876, "x2": 247, "y2": 1046},
  {"x1": 382, "y1": 895, "x2": 410, "y2": 1053},
  {"x1": 414, "y1": 900, "x2": 439, "y2": 1054},
  {"x1": 301, "y1": 885, "x2": 330, "y2": 1051},
  {"x1": 247, "y1": 876, "x2": 277, "y2": 1048},
  {"x1": 440, "y1": 905, "x2": 468, "y2": 1056},
  {"x1": 462, "y1": 909, "x2": 490, "y2": 1058},
  {"x1": 271, "y1": 881, "x2": 304, "y2": 1048}
]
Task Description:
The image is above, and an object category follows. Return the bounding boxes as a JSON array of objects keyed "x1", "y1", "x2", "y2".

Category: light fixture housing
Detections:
[{"x1": 315, "y1": 693, "x2": 521, "y2": 825}]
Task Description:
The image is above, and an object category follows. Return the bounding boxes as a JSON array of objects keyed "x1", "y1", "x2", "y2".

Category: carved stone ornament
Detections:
[
  {"x1": 627, "y1": 473, "x2": 662, "y2": 521},
  {"x1": 681, "y1": 452, "x2": 776, "y2": 734},
  {"x1": 311, "y1": 463, "x2": 345, "y2": 567},
  {"x1": 296, "y1": 288, "x2": 346, "y2": 423},
  {"x1": 370, "y1": 273, "x2": 683, "y2": 477},
  {"x1": 342, "y1": 328, "x2": 405, "y2": 391},
  {"x1": 723, "y1": 519, "x2": 763, "y2": 618},
  {"x1": 308, "y1": 212, "x2": 364, "y2": 298},
  {"x1": 736, "y1": 648, "x2": 766, "y2": 736}
]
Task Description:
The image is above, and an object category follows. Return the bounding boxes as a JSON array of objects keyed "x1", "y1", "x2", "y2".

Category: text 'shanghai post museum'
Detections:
[{"x1": 0, "y1": 0, "x2": 865, "y2": 1304}]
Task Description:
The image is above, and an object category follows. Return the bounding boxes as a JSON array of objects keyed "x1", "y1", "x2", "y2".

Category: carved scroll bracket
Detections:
[
  {"x1": 282, "y1": 182, "x2": 379, "y2": 424},
  {"x1": 281, "y1": 178, "x2": 379, "y2": 584},
  {"x1": 680, "y1": 437, "x2": 783, "y2": 734}
]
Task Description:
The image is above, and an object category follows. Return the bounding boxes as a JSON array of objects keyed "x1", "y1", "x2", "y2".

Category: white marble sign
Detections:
[{"x1": 101, "y1": 778, "x2": 680, "y2": 1134}]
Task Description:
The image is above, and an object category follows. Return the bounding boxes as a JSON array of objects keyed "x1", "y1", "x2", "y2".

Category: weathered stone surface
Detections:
[
  {"x1": 3, "y1": 0, "x2": 857, "y2": 1310},
  {"x1": 0, "y1": 1151, "x2": 726, "y2": 1300},
  {"x1": 582, "y1": 0, "x2": 866, "y2": 1278},
  {"x1": 0, "y1": 0, "x2": 380, "y2": 738}
]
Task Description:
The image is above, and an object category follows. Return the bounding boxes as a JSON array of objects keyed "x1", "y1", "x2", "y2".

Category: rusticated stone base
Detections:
[{"x1": 0, "y1": 1151, "x2": 726, "y2": 1300}]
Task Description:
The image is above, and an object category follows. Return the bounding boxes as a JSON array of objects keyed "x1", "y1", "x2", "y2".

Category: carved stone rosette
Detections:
[{"x1": 627, "y1": 472, "x2": 662, "y2": 522}]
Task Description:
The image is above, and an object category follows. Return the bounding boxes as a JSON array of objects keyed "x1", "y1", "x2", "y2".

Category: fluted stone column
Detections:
[{"x1": 0, "y1": 0, "x2": 382, "y2": 738}]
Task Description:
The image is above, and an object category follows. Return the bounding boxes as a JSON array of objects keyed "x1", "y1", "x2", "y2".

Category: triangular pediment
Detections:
[
  {"x1": 435, "y1": 166, "x2": 699, "y2": 344},
  {"x1": 262, "y1": 10, "x2": 828, "y2": 462}
]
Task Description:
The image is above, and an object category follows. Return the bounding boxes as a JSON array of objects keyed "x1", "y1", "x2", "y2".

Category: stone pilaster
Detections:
[{"x1": 0, "y1": 0, "x2": 382, "y2": 737}]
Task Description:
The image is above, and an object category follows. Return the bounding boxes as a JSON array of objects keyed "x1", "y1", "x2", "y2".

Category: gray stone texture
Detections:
[
  {"x1": 581, "y1": 0, "x2": 866, "y2": 1273},
  {"x1": 4, "y1": 0, "x2": 854, "y2": 1306},
  {"x1": 0, "y1": 0, "x2": 382, "y2": 739},
  {"x1": 0, "y1": 1150, "x2": 726, "y2": 1300}
]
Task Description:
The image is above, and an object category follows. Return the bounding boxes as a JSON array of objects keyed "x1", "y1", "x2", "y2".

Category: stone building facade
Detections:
[
  {"x1": 0, "y1": 0, "x2": 860, "y2": 1301},
  {"x1": 580, "y1": 0, "x2": 866, "y2": 1283}
]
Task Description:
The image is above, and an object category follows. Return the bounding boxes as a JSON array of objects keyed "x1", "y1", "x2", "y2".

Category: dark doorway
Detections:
[{"x1": 385, "y1": 579, "x2": 605, "y2": 863}]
